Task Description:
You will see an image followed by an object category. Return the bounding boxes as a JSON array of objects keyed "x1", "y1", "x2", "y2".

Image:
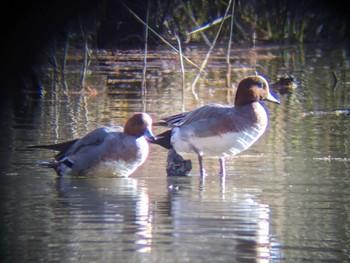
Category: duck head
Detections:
[
  {"x1": 234, "y1": 76, "x2": 280, "y2": 107},
  {"x1": 124, "y1": 113, "x2": 157, "y2": 141}
]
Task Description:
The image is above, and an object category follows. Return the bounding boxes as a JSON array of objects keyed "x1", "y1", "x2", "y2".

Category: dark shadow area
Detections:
[{"x1": 0, "y1": 0, "x2": 145, "y2": 98}]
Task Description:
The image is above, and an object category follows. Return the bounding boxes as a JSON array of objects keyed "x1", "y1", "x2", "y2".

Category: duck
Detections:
[
  {"x1": 152, "y1": 76, "x2": 280, "y2": 176},
  {"x1": 30, "y1": 113, "x2": 156, "y2": 177},
  {"x1": 271, "y1": 76, "x2": 297, "y2": 94}
]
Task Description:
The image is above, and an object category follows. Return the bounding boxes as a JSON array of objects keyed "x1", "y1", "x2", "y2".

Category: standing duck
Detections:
[
  {"x1": 152, "y1": 76, "x2": 280, "y2": 176},
  {"x1": 30, "y1": 113, "x2": 156, "y2": 177}
]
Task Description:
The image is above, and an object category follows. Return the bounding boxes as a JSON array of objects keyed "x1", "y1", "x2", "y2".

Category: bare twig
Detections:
[
  {"x1": 187, "y1": 15, "x2": 232, "y2": 36},
  {"x1": 141, "y1": 0, "x2": 150, "y2": 111},
  {"x1": 176, "y1": 34, "x2": 186, "y2": 112},
  {"x1": 226, "y1": 0, "x2": 236, "y2": 90},
  {"x1": 120, "y1": 0, "x2": 201, "y2": 70},
  {"x1": 190, "y1": 0, "x2": 233, "y2": 99}
]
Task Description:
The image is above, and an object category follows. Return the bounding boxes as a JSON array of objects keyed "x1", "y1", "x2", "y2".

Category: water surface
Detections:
[{"x1": 1, "y1": 43, "x2": 350, "y2": 262}]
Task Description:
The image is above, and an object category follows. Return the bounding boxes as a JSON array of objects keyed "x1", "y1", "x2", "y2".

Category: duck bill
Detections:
[
  {"x1": 265, "y1": 91, "x2": 280, "y2": 104},
  {"x1": 144, "y1": 128, "x2": 158, "y2": 142}
]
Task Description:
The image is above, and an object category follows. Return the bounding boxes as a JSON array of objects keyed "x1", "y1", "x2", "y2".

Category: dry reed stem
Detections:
[
  {"x1": 176, "y1": 34, "x2": 186, "y2": 112},
  {"x1": 120, "y1": 1, "x2": 201, "y2": 70},
  {"x1": 141, "y1": 0, "x2": 150, "y2": 112},
  {"x1": 190, "y1": 0, "x2": 233, "y2": 100}
]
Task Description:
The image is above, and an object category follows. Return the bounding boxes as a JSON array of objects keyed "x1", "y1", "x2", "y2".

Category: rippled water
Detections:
[{"x1": 1, "y1": 43, "x2": 350, "y2": 262}]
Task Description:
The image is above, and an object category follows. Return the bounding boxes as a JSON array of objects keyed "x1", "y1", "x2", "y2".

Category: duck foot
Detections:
[{"x1": 166, "y1": 149, "x2": 192, "y2": 176}]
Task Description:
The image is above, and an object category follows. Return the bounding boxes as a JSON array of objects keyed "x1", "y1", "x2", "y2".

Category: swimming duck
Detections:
[
  {"x1": 30, "y1": 113, "x2": 156, "y2": 177},
  {"x1": 152, "y1": 76, "x2": 280, "y2": 176}
]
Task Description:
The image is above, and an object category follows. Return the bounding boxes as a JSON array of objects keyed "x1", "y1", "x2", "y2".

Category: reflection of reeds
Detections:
[
  {"x1": 80, "y1": 16, "x2": 91, "y2": 89},
  {"x1": 81, "y1": 36, "x2": 89, "y2": 88},
  {"x1": 62, "y1": 32, "x2": 69, "y2": 91}
]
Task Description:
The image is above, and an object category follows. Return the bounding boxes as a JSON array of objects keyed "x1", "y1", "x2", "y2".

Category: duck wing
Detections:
[
  {"x1": 30, "y1": 126, "x2": 124, "y2": 161},
  {"x1": 61, "y1": 126, "x2": 123, "y2": 160},
  {"x1": 163, "y1": 103, "x2": 233, "y2": 126}
]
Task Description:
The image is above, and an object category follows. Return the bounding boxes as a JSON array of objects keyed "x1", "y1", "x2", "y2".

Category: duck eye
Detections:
[{"x1": 256, "y1": 81, "x2": 264, "y2": 88}]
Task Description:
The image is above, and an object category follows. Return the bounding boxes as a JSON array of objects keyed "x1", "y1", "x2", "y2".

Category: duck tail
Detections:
[
  {"x1": 151, "y1": 130, "x2": 173, "y2": 150},
  {"x1": 28, "y1": 139, "x2": 79, "y2": 152}
]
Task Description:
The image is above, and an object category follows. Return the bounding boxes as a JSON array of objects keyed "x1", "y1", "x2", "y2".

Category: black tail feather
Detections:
[
  {"x1": 28, "y1": 139, "x2": 79, "y2": 152},
  {"x1": 28, "y1": 139, "x2": 79, "y2": 160},
  {"x1": 150, "y1": 130, "x2": 172, "y2": 150}
]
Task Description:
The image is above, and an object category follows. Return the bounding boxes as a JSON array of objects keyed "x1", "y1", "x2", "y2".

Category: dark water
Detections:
[{"x1": 1, "y1": 43, "x2": 350, "y2": 262}]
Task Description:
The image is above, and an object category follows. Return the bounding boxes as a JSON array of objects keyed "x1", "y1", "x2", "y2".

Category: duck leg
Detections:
[
  {"x1": 198, "y1": 155, "x2": 206, "y2": 176},
  {"x1": 219, "y1": 157, "x2": 226, "y2": 177}
]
